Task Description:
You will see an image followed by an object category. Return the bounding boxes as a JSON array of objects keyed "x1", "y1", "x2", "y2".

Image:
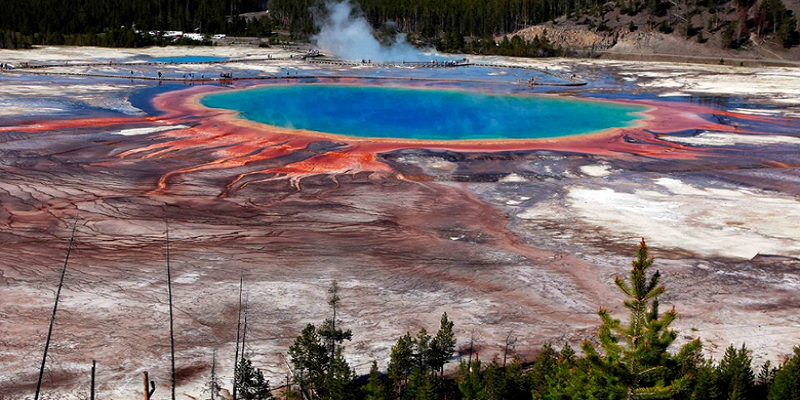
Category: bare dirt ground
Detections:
[{"x1": 1, "y1": 46, "x2": 799, "y2": 399}]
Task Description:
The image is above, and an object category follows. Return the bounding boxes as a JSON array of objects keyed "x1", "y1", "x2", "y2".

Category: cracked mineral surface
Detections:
[{"x1": 1, "y1": 47, "x2": 799, "y2": 399}]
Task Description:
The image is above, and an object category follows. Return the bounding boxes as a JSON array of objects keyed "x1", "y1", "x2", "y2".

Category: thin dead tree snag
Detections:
[
  {"x1": 143, "y1": 371, "x2": 156, "y2": 400},
  {"x1": 233, "y1": 273, "x2": 244, "y2": 400},
  {"x1": 34, "y1": 218, "x2": 78, "y2": 400},
  {"x1": 166, "y1": 220, "x2": 176, "y2": 400}
]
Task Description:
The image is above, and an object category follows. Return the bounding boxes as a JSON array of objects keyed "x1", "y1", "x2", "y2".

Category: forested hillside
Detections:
[
  {"x1": 0, "y1": 0, "x2": 607, "y2": 50},
  {"x1": 2, "y1": 0, "x2": 797, "y2": 56}
]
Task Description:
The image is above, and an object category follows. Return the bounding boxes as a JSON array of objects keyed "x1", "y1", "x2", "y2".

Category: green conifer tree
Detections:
[
  {"x1": 235, "y1": 357, "x2": 275, "y2": 400},
  {"x1": 535, "y1": 353, "x2": 600, "y2": 400},
  {"x1": 768, "y1": 346, "x2": 800, "y2": 399},
  {"x1": 414, "y1": 374, "x2": 438, "y2": 400},
  {"x1": 429, "y1": 313, "x2": 457, "y2": 378},
  {"x1": 717, "y1": 344, "x2": 755, "y2": 400},
  {"x1": 458, "y1": 359, "x2": 489, "y2": 399},
  {"x1": 754, "y1": 360, "x2": 777, "y2": 399},
  {"x1": 530, "y1": 343, "x2": 558, "y2": 397},
  {"x1": 582, "y1": 239, "x2": 696, "y2": 399},
  {"x1": 289, "y1": 323, "x2": 329, "y2": 397},
  {"x1": 559, "y1": 343, "x2": 577, "y2": 365},
  {"x1": 483, "y1": 358, "x2": 508, "y2": 399},
  {"x1": 288, "y1": 281, "x2": 354, "y2": 400},
  {"x1": 414, "y1": 329, "x2": 432, "y2": 373},
  {"x1": 363, "y1": 361, "x2": 386, "y2": 400},
  {"x1": 687, "y1": 360, "x2": 720, "y2": 400},
  {"x1": 322, "y1": 348, "x2": 356, "y2": 400},
  {"x1": 504, "y1": 358, "x2": 531, "y2": 400},
  {"x1": 387, "y1": 333, "x2": 415, "y2": 398}
]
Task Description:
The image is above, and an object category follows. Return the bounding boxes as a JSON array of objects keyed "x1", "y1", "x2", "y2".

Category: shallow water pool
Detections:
[{"x1": 201, "y1": 84, "x2": 648, "y2": 140}]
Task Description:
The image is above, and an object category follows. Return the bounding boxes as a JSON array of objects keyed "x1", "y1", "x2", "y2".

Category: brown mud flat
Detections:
[{"x1": 2, "y1": 71, "x2": 800, "y2": 398}]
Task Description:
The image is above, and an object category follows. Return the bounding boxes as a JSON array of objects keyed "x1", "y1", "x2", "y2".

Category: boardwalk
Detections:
[{"x1": 2, "y1": 56, "x2": 587, "y2": 86}]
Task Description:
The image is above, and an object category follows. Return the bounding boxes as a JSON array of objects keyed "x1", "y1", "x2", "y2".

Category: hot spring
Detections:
[{"x1": 200, "y1": 84, "x2": 648, "y2": 141}]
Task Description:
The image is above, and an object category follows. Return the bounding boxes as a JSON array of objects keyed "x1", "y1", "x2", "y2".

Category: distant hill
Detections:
[{"x1": 501, "y1": 0, "x2": 800, "y2": 61}]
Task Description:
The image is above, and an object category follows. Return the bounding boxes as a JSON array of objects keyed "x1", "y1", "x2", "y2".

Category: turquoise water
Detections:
[
  {"x1": 150, "y1": 56, "x2": 227, "y2": 63},
  {"x1": 201, "y1": 85, "x2": 647, "y2": 140}
]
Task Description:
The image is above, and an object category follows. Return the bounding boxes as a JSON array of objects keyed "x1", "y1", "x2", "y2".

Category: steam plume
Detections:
[{"x1": 312, "y1": 1, "x2": 433, "y2": 61}]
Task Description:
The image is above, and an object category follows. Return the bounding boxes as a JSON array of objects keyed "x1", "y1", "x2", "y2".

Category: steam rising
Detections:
[{"x1": 312, "y1": 1, "x2": 432, "y2": 61}]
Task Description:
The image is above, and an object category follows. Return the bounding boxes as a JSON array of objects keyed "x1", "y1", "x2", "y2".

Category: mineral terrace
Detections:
[{"x1": 1, "y1": 46, "x2": 799, "y2": 399}]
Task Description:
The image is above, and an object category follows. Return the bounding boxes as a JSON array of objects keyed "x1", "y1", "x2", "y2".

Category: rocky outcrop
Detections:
[{"x1": 499, "y1": 26, "x2": 617, "y2": 50}]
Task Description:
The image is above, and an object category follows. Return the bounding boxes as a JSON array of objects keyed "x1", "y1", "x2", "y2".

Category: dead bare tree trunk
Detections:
[
  {"x1": 467, "y1": 328, "x2": 476, "y2": 371},
  {"x1": 233, "y1": 274, "x2": 244, "y2": 400},
  {"x1": 210, "y1": 348, "x2": 218, "y2": 400},
  {"x1": 503, "y1": 330, "x2": 516, "y2": 370},
  {"x1": 34, "y1": 218, "x2": 78, "y2": 400},
  {"x1": 143, "y1": 371, "x2": 149, "y2": 400},
  {"x1": 240, "y1": 296, "x2": 249, "y2": 362},
  {"x1": 143, "y1": 371, "x2": 155, "y2": 400},
  {"x1": 90, "y1": 360, "x2": 96, "y2": 400},
  {"x1": 166, "y1": 221, "x2": 176, "y2": 400}
]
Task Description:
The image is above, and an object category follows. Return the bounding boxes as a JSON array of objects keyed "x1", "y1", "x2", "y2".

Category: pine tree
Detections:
[
  {"x1": 669, "y1": 339, "x2": 705, "y2": 400},
  {"x1": 722, "y1": 21, "x2": 737, "y2": 48},
  {"x1": 769, "y1": 346, "x2": 800, "y2": 399},
  {"x1": 504, "y1": 358, "x2": 531, "y2": 400},
  {"x1": 717, "y1": 344, "x2": 755, "y2": 400},
  {"x1": 322, "y1": 348, "x2": 356, "y2": 400},
  {"x1": 458, "y1": 358, "x2": 489, "y2": 400},
  {"x1": 406, "y1": 365, "x2": 431, "y2": 400},
  {"x1": 288, "y1": 323, "x2": 329, "y2": 396},
  {"x1": 757, "y1": 361, "x2": 776, "y2": 386},
  {"x1": 319, "y1": 280, "x2": 353, "y2": 361},
  {"x1": 687, "y1": 360, "x2": 720, "y2": 400},
  {"x1": 529, "y1": 343, "x2": 558, "y2": 397},
  {"x1": 559, "y1": 343, "x2": 577, "y2": 365},
  {"x1": 414, "y1": 328, "x2": 432, "y2": 373},
  {"x1": 387, "y1": 333, "x2": 415, "y2": 398},
  {"x1": 535, "y1": 353, "x2": 600, "y2": 400},
  {"x1": 235, "y1": 357, "x2": 275, "y2": 400},
  {"x1": 429, "y1": 313, "x2": 457, "y2": 378},
  {"x1": 363, "y1": 361, "x2": 386, "y2": 400},
  {"x1": 754, "y1": 360, "x2": 777, "y2": 399},
  {"x1": 414, "y1": 374, "x2": 438, "y2": 400},
  {"x1": 582, "y1": 239, "x2": 695, "y2": 399},
  {"x1": 288, "y1": 281, "x2": 354, "y2": 400}
]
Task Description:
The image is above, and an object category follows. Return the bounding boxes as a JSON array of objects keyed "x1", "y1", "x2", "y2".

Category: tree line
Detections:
[
  {"x1": 0, "y1": 0, "x2": 266, "y2": 49},
  {"x1": 0, "y1": 0, "x2": 588, "y2": 51},
  {"x1": 1, "y1": 0, "x2": 797, "y2": 51},
  {"x1": 229, "y1": 240, "x2": 800, "y2": 400}
]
